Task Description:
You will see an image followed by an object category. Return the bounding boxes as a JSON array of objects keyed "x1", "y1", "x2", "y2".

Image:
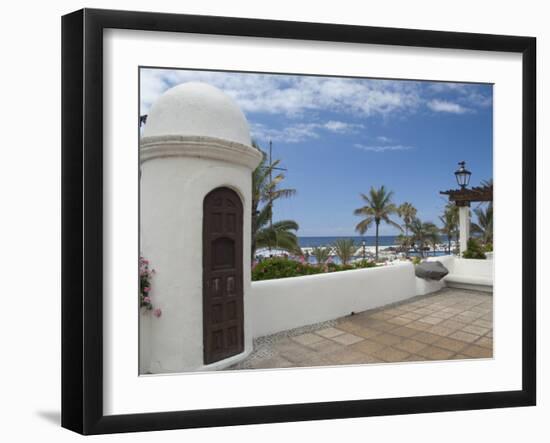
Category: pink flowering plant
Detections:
[{"x1": 139, "y1": 256, "x2": 160, "y2": 316}]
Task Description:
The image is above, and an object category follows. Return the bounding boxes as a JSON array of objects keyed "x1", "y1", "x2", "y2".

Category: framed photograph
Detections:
[{"x1": 62, "y1": 8, "x2": 536, "y2": 435}]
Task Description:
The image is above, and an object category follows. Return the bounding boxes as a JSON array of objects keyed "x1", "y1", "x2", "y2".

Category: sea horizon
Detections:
[{"x1": 298, "y1": 235, "x2": 452, "y2": 248}]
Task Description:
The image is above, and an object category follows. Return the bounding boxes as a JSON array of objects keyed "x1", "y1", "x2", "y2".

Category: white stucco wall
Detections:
[
  {"x1": 140, "y1": 156, "x2": 255, "y2": 373},
  {"x1": 415, "y1": 255, "x2": 454, "y2": 295},
  {"x1": 249, "y1": 262, "x2": 420, "y2": 338}
]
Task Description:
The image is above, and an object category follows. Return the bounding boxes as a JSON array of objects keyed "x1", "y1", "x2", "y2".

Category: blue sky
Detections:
[{"x1": 140, "y1": 69, "x2": 493, "y2": 236}]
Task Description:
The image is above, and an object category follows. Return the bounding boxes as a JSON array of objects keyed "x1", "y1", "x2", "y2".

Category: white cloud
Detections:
[
  {"x1": 323, "y1": 120, "x2": 364, "y2": 133},
  {"x1": 251, "y1": 123, "x2": 320, "y2": 143},
  {"x1": 354, "y1": 143, "x2": 413, "y2": 153},
  {"x1": 251, "y1": 120, "x2": 364, "y2": 143},
  {"x1": 376, "y1": 135, "x2": 392, "y2": 143},
  {"x1": 427, "y1": 99, "x2": 470, "y2": 114},
  {"x1": 140, "y1": 69, "x2": 423, "y2": 119}
]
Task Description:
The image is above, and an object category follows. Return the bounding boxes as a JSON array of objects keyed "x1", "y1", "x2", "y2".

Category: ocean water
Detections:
[{"x1": 298, "y1": 235, "x2": 451, "y2": 248}]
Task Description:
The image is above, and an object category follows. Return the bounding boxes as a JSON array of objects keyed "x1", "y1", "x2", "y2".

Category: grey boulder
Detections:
[{"x1": 415, "y1": 261, "x2": 449, "y2": 280}]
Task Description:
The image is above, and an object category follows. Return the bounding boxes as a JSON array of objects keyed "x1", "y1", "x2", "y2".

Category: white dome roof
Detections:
[{"x1": 142, "y1": 82, "x2": 251, "y2": 146}]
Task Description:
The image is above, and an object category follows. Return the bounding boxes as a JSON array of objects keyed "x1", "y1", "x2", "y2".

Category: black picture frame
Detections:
[{"x1": 61, "y1": 8, "x2": 536, "y2": 435}]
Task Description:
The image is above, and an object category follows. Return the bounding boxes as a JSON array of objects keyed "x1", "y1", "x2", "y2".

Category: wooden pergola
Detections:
[
  {"x1": 440, "y1": 184, "x2": 493, "y2": 207},
  {"x1": 440, "y1": 184, "x2": 493, "y2": 254}
]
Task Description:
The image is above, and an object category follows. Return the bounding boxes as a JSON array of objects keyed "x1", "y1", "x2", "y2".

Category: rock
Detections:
[{"x1": 415, "y1": 261, "x2": 449, "y2": 280}]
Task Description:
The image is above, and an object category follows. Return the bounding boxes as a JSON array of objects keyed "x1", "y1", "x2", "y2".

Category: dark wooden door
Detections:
[{"x1": 203, "y1": 187, "x2": 244, "y2": 364}]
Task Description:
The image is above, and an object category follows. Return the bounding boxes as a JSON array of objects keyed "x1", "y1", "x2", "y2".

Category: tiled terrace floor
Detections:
[{"x1": 230, "y1": 288, "x2": 492, "y2": 370}]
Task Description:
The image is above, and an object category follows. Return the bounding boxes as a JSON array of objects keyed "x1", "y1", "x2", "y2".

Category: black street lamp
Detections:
[
  {"x1": 362, "y1": 240, "x2": 366, "y2": 261},
  {"x1": 455, "y1": 161, "x2": 472, "y2": 189}
]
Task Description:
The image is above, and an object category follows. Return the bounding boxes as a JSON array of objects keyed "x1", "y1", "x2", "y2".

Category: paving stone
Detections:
[
  {"x1": 316, "y1": 327, "x2": 345, "y2": 339},
  {"x1": 292, "y1": 333, "x2": 325, "y2": 346},
  {"x1": 394, "y1": 339, "x2": 429, "y2": 354},
  {"x1": 433, "y1": 336, "x2": 469, "y2": 352},
  {"x1": 387, "y1": 316, "x2": 414, "y2": 326},
  {"x1": 462, "y1": 324, "x2": 491, "y2": 336},
  {"x1": 461, "y1": 345, "x2": 493, "y2": 358},
  {"x1": 400, "y1": 312, "x2": 424, "y2": 321},
  {"x1": 427, "y1": 325, "x2": 455, "y2": 337},
  {"x1": 430, "y1": 311, "x2": 457, "y2": 320},
  {"x1": 325, "y1": 349, "x2": 372, "y2": 365},
  {"x1": 407, "y1": 321, "x2": 433, "y2": 332},
  {"x1": 439, "y1": 319, "x2": 468, "y2": 331},
  {"x1": 391, "y1": 326, "x2": 419, "y2": 338},
  {"x1": 372, "y1": 346, "x2": 411, "y2": 362},
  {"x1": 449, "y1": 330, "x2": 480, "y2": 343},
  {"x1": 370, "y1": 311, "x2": 395, "y2": 320},
  {"x1": 418, "y1": 316, "x2": 445, "y2": 325},
  {"x1": 475, "y1": 336, "x2": 493, "y2": 349},
  {"x1": 330, "y1": 333, "x2": 364, "y2": 346},
  {"x1": 352, "y1": 327, "x2": 382, "y2": 339},
  {"x1": 472, "y1": 319, "x2": 493, "y2": 329},
  {"x1": 414, "y1": 308, "x2": 435, "y2": 316},
  {"x1": 350, "y1": 339, "x2": 386, "y2": 355},
  {"x1": 336, "y1": 321, "x2": 364, "y2": 334},
  {"x1": 371, "y1": 333, "x2": 403, "y2": 346},
  {"x1": 415, "y1": 346, "x2": 455, "y2": 360},
  {"x1": 365, "y1": 320, "x2": 397, "y2": 332},
  {"x1": 307, "y1": 339, "x2": 343, "y2": 354},
  {"x1": 412, "y1": 331, "x2": 442, "y2": 345}
]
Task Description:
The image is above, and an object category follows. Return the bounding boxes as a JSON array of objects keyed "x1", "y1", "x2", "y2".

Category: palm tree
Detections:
[
  {"x1": 439, "y1": 204, "x2": 459, "y2": 254},
  {"x1": 333, "y1": 239, "x2": 356, "y2": 266},
  {"x1": 251, "y1": 142, "x2": 297, "y2": 258},
  {"x1": 395, "y1": 233, "x2": 413, "y2": 253},
  {"x1": 255, "y1": 219, "x2": 301, "y2": 255},
  {"x1": 397, "y1": 202, "x2": 417, "y2": 237},
  {"x1": 311, "y1": 246, "x2": 332, "y2": 266},
  {"x1": 471, "y1": 205, "x2": 493, "y2": 245},
  {"x1": 409, "y1": 218, "x2": 440, "y2": 258},
  {"x1": 397, "y1": 202, "x2": 417, "y2": 257},
  {"x1": 354, "y1": 185, "x2": 402, "y2": 260}
]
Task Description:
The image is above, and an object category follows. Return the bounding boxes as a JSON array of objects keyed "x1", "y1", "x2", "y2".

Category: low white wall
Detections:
[
  {"x1": 443, "y1": 258, "x2": 494, "y2": 291},
  {"x1": 415, "y1": 255, "x2": 454, "y2": 295},
  {"x1": 250, "y1": 262, "x2": 418, "y2": 338}
]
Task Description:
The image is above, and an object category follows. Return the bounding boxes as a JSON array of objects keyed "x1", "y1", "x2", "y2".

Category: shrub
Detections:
[
  {"x1": 251, "y1": 258, "x2": 323, "y2": 281},
  {"x1": 462, "y1": 238, "x2": 487, "y2": 259},
  {"x1": 353, "y1": 260, "x2": 377, "y2": 269},
  {"x1": 251, "y1": 257, "x2": 378, "y2": 281},
  {"x1": 484, "y1": 242, "x2": 493, "y2": 252},
  {"x1": 412, "y1": 256, "x2": 422, "y2": 265}
]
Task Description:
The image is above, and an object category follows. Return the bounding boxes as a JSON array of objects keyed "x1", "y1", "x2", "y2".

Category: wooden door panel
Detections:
[{"x1": 203, "y1": 188, "x2": 244, "y2": 364}]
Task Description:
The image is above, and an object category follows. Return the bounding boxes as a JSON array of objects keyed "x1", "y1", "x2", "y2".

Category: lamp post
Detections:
[
  {"x1": 454, "y1": 161, "x2": 472, "y2": 256},
  {"x1": 362, "y1": 240, "x2": 366, "y2": 261},
  {"x1": 455, "y1": 161, "x2": 472, "y2": 189}
]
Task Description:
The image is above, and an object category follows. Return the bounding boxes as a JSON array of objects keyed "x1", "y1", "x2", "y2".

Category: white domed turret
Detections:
[
  {"x1": 139, "y1": 81, "x2": 261, "y2": 374},
  {"x1": 143, "y1": 82, "x2": 251, "y2": 146}
]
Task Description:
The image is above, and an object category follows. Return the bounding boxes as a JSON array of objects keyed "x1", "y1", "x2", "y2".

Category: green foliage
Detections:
[
  {"x1": 251, "y1": 143, "x2": 299, "y2": 257},
  {"x1": 471, "y1": 205, "x2": 493, "y2": 245},
  {"x1": 251, "y1": 257, "x2": 377, "y2": 281},
  {"x1": 311, "y1": 246, "x2": 332, "y2": 265},
  {"x1": 332, "y1": 238, "x2": 357, "y2": 265},
  {"x1": 353, "y1": 259, "x2": 377, "y2": 269},
  {"x1": 462, "y1": 238, "x2": 487, "y2": 259},
  {"x1": 409, "y1": 218, "x2": 440, "y2": 257},
  {"x1": 252, "y1": 258, "x2": 322, "y2": 281},
  {"x1": 484, "y1": 242, "x2": 493, "y2": 252},
  {"x1": 354, "y1": 185, "x2": 402, "y2": 260},
  {"x1": 412, "y1": 256, "x2": 422, "y2": 265}
]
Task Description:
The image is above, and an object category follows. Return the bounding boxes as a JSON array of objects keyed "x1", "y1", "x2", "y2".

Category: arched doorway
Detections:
[{"x1": 203, "y1": 187, "x2": 244, "y2": 364}]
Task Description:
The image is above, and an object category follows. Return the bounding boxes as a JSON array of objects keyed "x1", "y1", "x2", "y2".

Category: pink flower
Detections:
[
  {"x1": 143, "y1": 286, "x2": 150, "y2": 292},
  {"x1": 143, "y1": 296, "x2": 151, "y2": 304},
  {"x1": 153, "y1": 308, "x2": 162, "y2": 318},
  {"x1": 299, "y1": 256, "x2": 306, "y2": 264}
]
